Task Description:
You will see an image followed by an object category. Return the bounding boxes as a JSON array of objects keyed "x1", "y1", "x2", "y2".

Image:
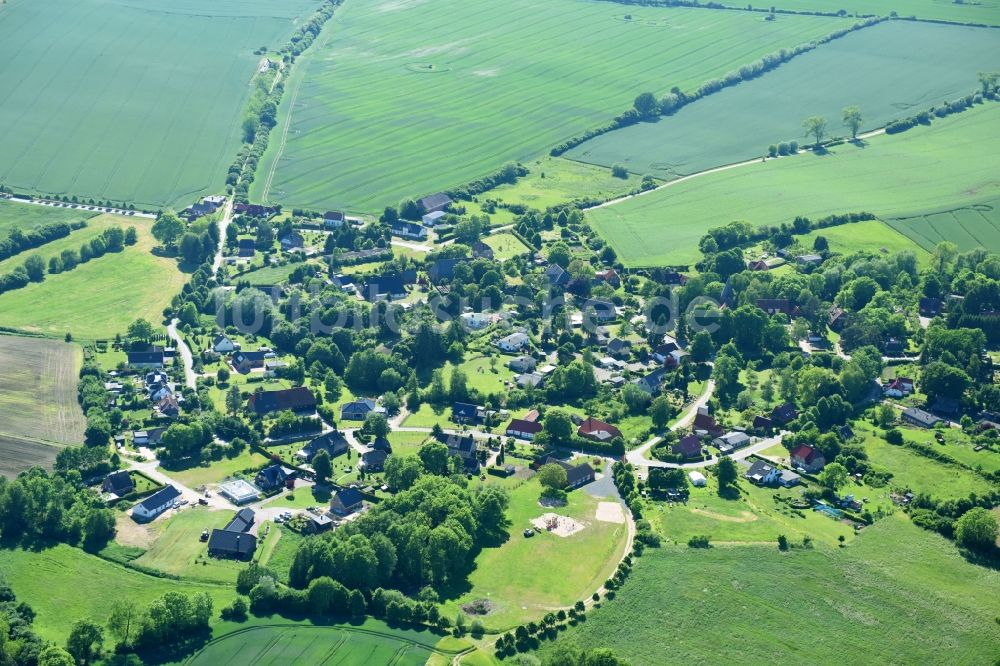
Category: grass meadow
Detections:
[
  {"x1": 489, "y1": 157, "x2": 647, "y2": 211},
  {"x1": 567, "y1": 21, "x2": 1000, "y2": 179},
  {"x1": 800, "y1": 220, "x2": 931, "y2": 263},
  {"x1": 0, "y1": 0, "x2": 321, "y2": 208},
  {"x1": 0, "y1": 335, "x2": 84, "y2": 476},
  {"x1": 0, "y1": 214, "x2": 185, "y2": 339},
  {"x1": 538, "y1": 515, "x2": 1000, "y2": 664},
  {"x1": 252, "y1": 0, "x2": 842, "y2": 212},
  {"x1": 588, "y1": 103, "x2": 1000, "y2": 265},
  {"x1": 0, "y1": 199, "x2": 96, "y2": 238}
]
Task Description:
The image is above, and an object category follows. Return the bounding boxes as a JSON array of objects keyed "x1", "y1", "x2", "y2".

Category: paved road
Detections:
[
  {"x1": 166, "y1": 318, "x2": 197, "y2": 389},
  {"x1": 126, "y1": 457, "x2": 231, "y2": 509},
  {"x1": 211, "y1": 199, "x2": 233, "y2": 276}
]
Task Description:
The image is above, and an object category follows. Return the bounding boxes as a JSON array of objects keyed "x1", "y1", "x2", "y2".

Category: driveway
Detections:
[{"x1": 166, "y1": 318, "x2": 197, "y2": 389}]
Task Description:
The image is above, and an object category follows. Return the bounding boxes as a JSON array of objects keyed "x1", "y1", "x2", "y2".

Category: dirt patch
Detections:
[
  {"x1": 114, "y1": 513, "x2": 158, "y2": 548},
  {"x1": 690, "y1": 508, "x2": 759, "y2": 523},
  {"x1": 461, "y1": 599, "x2": 495, "y2": 616},
  {"x1": 531, "y1": 513, "x2": 585, "y2": 537},
  {"x1": 595, "y1": 501, "x2": 625, "y2": 524}
]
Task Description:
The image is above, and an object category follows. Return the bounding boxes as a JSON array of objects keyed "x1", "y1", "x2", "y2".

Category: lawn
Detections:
[
  {"x1": 885, "y1": 196, "x2": 1000, "y2": 253},
  {"x1": 490, "y1": 156, "x2": 647, "y2": 211},
  {"x1": 0, "y1": 0, "x2": 322, "y2": 208},
  {"x1": 251, "y1": 0, "x2": 843, "y2": 212},
  {"x1": 0, "y1": 199, "x2": 96, "y2": 238},
  {"x1": 0, "y1": 213, "x2": 137, "y2": 274},
  {"x1": 182, "y1": 617, "x2": 469, "y2": 666},
  {"x1": 857, "y1": 423, "x2": 998, "y2": 500},
  {"x1": 160, "y1": 448, "x2": 270, "y2": 489},
  {"x1": 482, "y1": 233, "x2": 530, "y2": 262},
  {"x1": 134, "y1": 507, "x2": 251, "y2": 584},
  {"x1": 439, "y1": 477, "x2": 629, "y2": 632},
  {"x1": 0, "y1": 544, "x2": 234, "y2": 644},
  {"x1": 588, "y1": 103, "x2": 1000, "y2": 265},
  {"x1": 0, "y1": 335, "x2": 84, "y2": 476},
  {"x1": 0, "y1": 216, "x2": 185, "y2": 339},
  {"x1": 537, "y1": 515, "x2": 1000, "y2": 664},
  {"x1": 568, "y1": 20, "x2": 1000, "y2": 181},
  {"x1": 800, "y1": 220, "x2": 931, "y2": 264}
]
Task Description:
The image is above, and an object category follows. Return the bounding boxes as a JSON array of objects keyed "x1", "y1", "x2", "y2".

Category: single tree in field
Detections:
[
  {"x1": 151, "y1": 210, "x2": 184, "y2": 249},
  {"x1": 802, "y1": 115, "x2": 827, "y2": 148},
  {"x1": 842, "y1": 106, "x2": 862, "y2": 140},
  {"x1": 107, "y1": 599, "x2": 139, "y2": 648},
  {"x1": 955, "y1": 507, "x2": 998, "y2": 551},
  {"x1": 127, "y1": 318, "x2": 154, "y2": 344},
  {"x1": 66, "y1": 619, "x2": 103, "y2": 665}
]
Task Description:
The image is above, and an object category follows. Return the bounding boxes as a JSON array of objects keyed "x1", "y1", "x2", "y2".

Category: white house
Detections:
[
  {"x1": 496, "y1": 332, "x2": 529, "y2": 353},
  {"x1": 213, "y1": 334, "x2": 238, "y2": 353},
  {"x1": 460, "y1": 312, "x2": 491, "y2": 330},
  {"x1": 131, "y1": 485, "x2": 181, "y2": 521},
  {"x1": 744, "y1": 460, "x2": 782, "y2": 486},
  {"x1": 688, "y1": 471, "x2": 707, "y2": 487}
]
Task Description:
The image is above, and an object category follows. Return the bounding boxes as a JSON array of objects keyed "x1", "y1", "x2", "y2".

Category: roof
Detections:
[
  {"x1": 392, "y1": 220, "x2": 425, "y2": 235},
  {"x1": 103, "y1": 470, "x2": 133, "y2": 495},
  {"x1": 363, "y1": 274, "x2": 407, "y2": 299},
  {"x1": 688, "y1": 471, "x2": 707, "y2": 483},
  {"x1": 506, "y1": 418, "x2": 543, "y2": 434},
  {"x1": 693, "y1": 412, "x2": 721, "y2": 432},
  {"x1": 791, "y1": 445, "x2": 820, "y2": 464},
  {"x1": 544, "y1": 457, "x2": 594, "y2": 486},
  {"x1": 902, "y1": 407, "x2": 941, "y2": 426},
  {"x1": 745, "y1": 459, "x2": 779, "y2": 482},
  {"x1": 371, "y1": 436, "x2": 392, "y2": 452},
  {"x1": 127, "y1": 350, "x2": 163, "y2": 365},
  {"x1": 302, "y1": 430, "x2": 349, "y2": 457},
  {"x1": 578, "y1": 417, "x2": 622, "y2": 441},
  {"x1": 499, "y1": 332, "x2": 529, "y2": 347},
  {"x1": 333, "y1": 487, "x2": 364, "y2": 507},
  {"x1": 756, "y1": 299, "x2": 793, "y2": 314},
  {"x1": 247, "y1": 387, "x2": 316, "y2": 414},
  {"x1": 771, "y1": 403, "x2": 798, "y2": 424},
  {"x1": 452, "y1": 402, "x2": 481, "y2": 419},
  {"x1": 441, "y1": 433, "x2": 477, "y2": 455},
  {"x1": 207, "y1": 529, "x2": 257, "y2": 556},
  {"x1": 423, "y1": 210, "x2": 447, "y2": 222},
  {"x1": 136, "y1": 485, "x2": 180, "y2": 512},
  {"x1": 429, "y1": 257, "x2": 461, "y2": 280},
  {"x1": 673, "y1": 434, "x2": 702, "y2": 457},
  {"x1": 256, "y1": 464, "x2": 291, "y2": 488},
  {"x1": 361, "y1": 449, "x2": 388, "y2": 466},
  {"x1": 419, "y1": 193, "x2": 453, "y2": 211},
  {"x1": 233, "y1": 350, "x2": 267, "y2": 363},
  {"x1": 224, "y1": 508, "x2": 256, "y2": 533},
  {"x1": 342, "y1": 398, "x2": 379, "y2": 415},
  {"x1": 544, "y1": 264, "x2": 569, "y2": 285},
  {"x1": 324, "y1": 210, "x2": 345, "y2": 221}
]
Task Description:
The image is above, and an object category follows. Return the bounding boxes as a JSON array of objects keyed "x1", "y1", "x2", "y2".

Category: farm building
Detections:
[
  {"x1": 688, "y1": 471, "x2": 707, "y2": 487},
  {"x1": 419, "y1": 192, "x2": 452, "y2": 213},
  {"x1": 207, "y1": 509, "x2": 257, "y2": 560},
  {"x1": 247, "y1": 387, "x2": 316, "y2": 416},
  {"x1": 132, "y1": 485, "x2": 180, "y2": 522},
  {"x1": 422, "y1": 210, "x2": 448, "y2": 226},
  {"x1": 902, "y1": 407, "x2": 941, "y2": 428}
]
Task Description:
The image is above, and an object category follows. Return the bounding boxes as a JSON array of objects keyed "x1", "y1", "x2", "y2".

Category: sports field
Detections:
[
  {"x1": 0, "y1": 0, "x2": 321, "y2": 208},
  {"x1": 0, "y1": 335, "x2": 84, "y2": 476},
  {"x1": 755, "y1": 0, "x2": 1000, "y2": 25},
  {"x1": 252, "y1": 0, "x2": 843, "y2": 212},
  {"x1": 0, "y1": 214, "x2": 185, "y2": 339},
  {"x1": 886, "y1": 196, "x2": 1000, "y2": 253},
  {"x1": 588, "y1": 104, "x2": 1000, "y2": 266},
  {"x1": 566, "y1": 21, "x2": 1000, "y2": 180},
  {"x1": 538, "y1": 516, "x2": 1000, "y2": 664},
  {"x1": 0, "y1": 199, "x2": 96, "y2": 239}
]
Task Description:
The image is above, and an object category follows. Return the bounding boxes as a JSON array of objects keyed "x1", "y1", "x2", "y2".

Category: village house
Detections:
[
  {"x1": 330, "y1": 487, "x2": 364, "y2": 515},
  {"x1": 756, "y1": 299, "x2": 795, "y2": 317},
  {"x1": 582, "y1": 298, "x2": 618, "y2": 323},
  {"x1": 516, "y1": 372, "x2": 545, "y2": 389},
  {"x1": 714, "y1": 431, "x2": 751, "y2": 454},
  {"x1": 323, "y1": 210, "x2": 345, "y2": 228},
  {"x1": 237, "y1": 238, "x2": 256, "y2": 258},
  {"x1": 360, "y1": 449, "x2": 387, "y2": 472},
  {"x1": 544, "y1": 264, "x2": 570, "y2": 288},
  {"x1": 692, "y1": 412, "x2": 724, "y2": 438},
  {"x1": 594, "y1": 268, "x2": 621, "y2": 288},
  {"x1": 790, "y1": 445, "x2": 826, "y2": 473},
  {"x1": 127, "y1": 349, "x2": 164, "y2": 368},
  {"x1": 505, "y1": 417, "x2": 543, "y2": 440},
  {"x1": 254, "y1": 464, "x2": 295, "y2": 492},
  {"x1": 744, "y1": 459, "x2": 782, "y2": 486},
  {"x1": 902, "y1": 407, "x2": 941, "y2": 429},
  {"x1": 279, "y1": 231, "x2": 305, "y2": 251},
  {"x1": 577, "y1": 417, "x2": 622, "y2": 442},
  {"x1": 297, "y1": 430, "x2": 349, "y2": 462},
  {"x1": 635, "y1": 367, "x2": 667, "y2": 395},
  {"x1": 213, "y1": 334, "x2": 238, "y2": 353},
  {"x1": 452, "y1": 402, "x2": 486, "y2": 424},
  {"x1": 497, "y1": 331, "x2": 529, "y2": 353},
  {"x1": 101, "y1": 470, "x2": 134, "y2": 498},
  {"x1": 471, "y1": 241, "x2": 494, "y2": 260},
  {"x1": 391, "y1": 220, "x2": 428, "y2": 240},
  {"x1": 132, "y1": 427, "x2": 166, "y2": 447},
  {"x1": 507, "y1": 355, "x2": 536, "y2": 374},
  {"x1": 131, "y1": 485, "x2": 181, "y2": 521},
  {"x1": 771, "y1": 403, "x2": 799, "y2": 426},
  {"x1": 208, "y1": 508, "x2": 257, "y2": 560},
  {"x1": 543, "y1": 457, "x2": 595, "y2": 489},
  {"x1": 246, "y1": 386, "x2": 316, "y2": 416},
  {"x1": 440, "y1": 433, "x2": 480, "y2": 472},
  {"x1": 460, "y1": 311, "x2": 491, "y2": 330},
  {"x1": 340, "y1": 398, "x2": 385, "y2": 421},
  {"x1": 919, "y1": 297, "x2": 943, "y2": 317},
  {"x1": 651, "y1": 339, "x2": 680, "y2": 364},
  {"x1": 607, "y1": 338, "x2": 631, "y2": 359},
  {"x1": 672, "y1": 434, "x2": 703, "y2": 460},
  {"x1": 361, "y1": 274, "x2": 407, "y2": 302},
  {"x1": 231, "y1": 350, "x2": 268, "y2": 373},
  {"x1": 428, "y1": 257, "x2": 461, "y2": 282}
]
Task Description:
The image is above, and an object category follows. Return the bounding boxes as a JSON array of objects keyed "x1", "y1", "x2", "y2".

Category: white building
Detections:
[
  {"x1": 688, "y1": 471, "x2": 707, "y2": 487},
  {"x1": 131, "y1": 485, "x2": 181, "y2": 521},
  {"x1": 496, "y1": 332, "x2": 529, "y2": 353}
]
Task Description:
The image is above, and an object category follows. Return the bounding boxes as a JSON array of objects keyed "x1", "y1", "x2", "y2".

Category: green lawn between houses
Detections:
[
  {"x1": 537, "y1": 515, "x2": 1000, "y2": 664},
  {"x1": 588, "y1": 103, "x2": 1000, "y2": 266}
]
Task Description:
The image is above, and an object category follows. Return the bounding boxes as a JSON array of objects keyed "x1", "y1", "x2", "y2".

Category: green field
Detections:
[
  {"x1": 752, "y1": 0, "x2": 1000, "y2": 25},
  {"x1": 490, "y1": 156, "x2": 647, "y2": 210},
  {"x1": 886, "y1": 196, "x2": 1000, "y2": 252},
  {"x1": 539, "y1": 515, "x2": 1000, "y2": 664},
  {"x1": 252, "y1": 0, "x2": 843, "y2": 212},
  {"x1": 440, "y1": 476, "x2": 628, "y2": 632},
  {"x1": 0, "y1": 335, "x2": 84, "y2": 476},
  {"x1": 482, "y1": 232, "x2": 530, "y2": 262},
  {"x1": 588, "y1": 103, "x2": 1000, "y2": 265},
  {"x1": 567, "y1": 21, "x2": 1000, "y2": 180},
  {"x1": 0, "y1": 544, "x2": 234, "y2": 643},
  {"x1": 0, "y1": 199, "x2": 96, "y2": 238},
  {"x1": 0, "y1": 0, "x2": 321, "y2": 208},
  {"x1": 0, "y1": 216, "x2": 185, "y2": 339},
  {"x1": 800, "y1": 220, "x2": 930, "y2": 262},
  {"x1": 183, "y1": 619, "x2": 469, "y2": 666},
  {"x1": 0, "y1": 214, "x2": 133, "y2": 274}
]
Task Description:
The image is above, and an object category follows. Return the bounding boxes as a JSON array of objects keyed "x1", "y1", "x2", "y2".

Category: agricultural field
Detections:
[
  {"x1": 439, "y1": 475, "x2": 628, "y2": 632},
  {"x1": 0, "y1": 544, "x2": 234, "y2": 644},
  {"x1": 752, "y1": 0, "x2": 1000, "y2": 25},
  {"x1": 0, "y1": 0, "x2": 322, "y2": 208},
  {"x1": 252, "y1": 0, "x2": 844, "y2": 212},
  {"x1": 0, "y1": 216, "x2": 185, "y2": 339},
  {"x1": 800, "y1": 219, "x2": 931, "y2": 264},
  {"x1": 538, "y1": 516, "x2": 1000, "y2": 664},
  {"x1": 588, "y1": 103, "x2": 1000, "y2": 265},
  {"x1": 567, "y1": 21, "x2": 1000, "y2": 180},
  {"x1": 886, "y1": 196, "x2": 1000, "y2": 252},
  {"x1": 0, "y1": 199, "x2": 96, "y2": 238},
  {"x1": 183, "y1": 618, "x2": 470, "y2": 666},
  {"x1": 0, "y1": 335, "x2": 84, "y2": 476}
]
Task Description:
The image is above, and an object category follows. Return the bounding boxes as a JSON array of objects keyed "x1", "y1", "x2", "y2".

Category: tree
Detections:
[
  {"x1": 419, "y1": 441, "x2": 451, "y2": 476},
  {"x1": 954, "y1": 507, "x2": 998, "y2": 551},
  {"x1": 690, "y1": 331, "x2": 714, "y2": 363},
  {"x1": 931, "y1": 241, "x2": 958, "y2": 274},
  {"x1": 38, "y1": 647, "x2": 76, "y2": 666},
  {"x1": 542, "y1": 410, "x2": 573, "y2": 446},
  {"x1": 716, "y1": 456, "x2": 737, "y2": 495},
  {"x1": 179, "y1": 232, "x2": 204, "y2": 264},
  {"x1": 312, "y1": 450, "x2": 332, "y2": 484},
  {"x1": 124, "y1": 227, "x2": 138, "y2": 245},
  {"x1": 537, "y1": 463, "x2": 568, "y2": 491},
  {"x1": 633, "y1": 92, "x2": 658, "y2": 119},
  {"x1": 384, "y1": 455, "x2": 424, "y2": 492},
  {"x1": 802, "y1": 115, "x2": 827, "y2": 147},
  {"x1": 126, "y1": 318, "x2": 154, "y2": 344},
  {"x1": 842, "y1": 106, "x2": 863, "y2": 139},
  {"x1": 151, "y1": 211, "x2": 184, "y2": 249},
  {"x1": 813, "y1": 235, "x2": 829, "y2": 252},
  {"x1": 362, "y1": 412, "x2": 390, "y2": 440},
  {"x1": 66, "y1": 619, "x2": 103, "y2": 665},
  {"x1": 819, "y1": 462, "x2": 849, "y2": 492},
  {"x1": 107, "y1": 600, "x2": 139, "y2": 648},
  {"x1": 650, "y1": 395, "x2": 673, "y2": 431},
  {"x1": 24, "y1": 254, "x2": 46, "y2": 282},
  {"x1": 920, "y1": 362, "x2": 971, "y2": 401},
  {"x1": 225, "y1": 385, "x2": 242, "y2": 416}
]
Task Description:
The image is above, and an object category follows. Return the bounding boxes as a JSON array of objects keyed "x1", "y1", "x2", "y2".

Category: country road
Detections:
[
  {"x1": 166, "y1": 318, "x2": 197, "y2": 389},
  {"x1": 212, "y1": 199, "x2": 233, "y2": 276}
]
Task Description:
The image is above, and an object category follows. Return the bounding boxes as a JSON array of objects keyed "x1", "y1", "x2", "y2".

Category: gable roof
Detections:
[
  {"x1": 544, "y1": 263, "x2": 569, "y2": 286},
  {"x1": 771, "y1": 403, "x2": 798, "y2": 424},
  {"x1": 247, "y1": 387, "x2": 316, "y2": 414},
  {"x1": 333, "y1": 487, "x2": 364, "y2": 507},
  {"x1": 255, "y1": 464, "x2": 290, "y2": 488},
  {"x1": 745, "y1": 459, "x2": 780, "y2": 483},
  {"x1": 207, "y1": 529, "x2": 257, "y2": 556},
  {"x1": 673, "y1": 434, "x2": 702, "y2": 457},
  {"x1": 452, "y1": 402, "x2": 481, "y2": 419},
  {"x1": 136, "y1": 485, "x2": 180, "y2": 512},
  {"x1": 302, "y1": 430, "x2": 349, "y2": 458},
  {"x1": 224, "y1": 508, "x2": 256, "y2": 533},
  {"x1": 506, "y1": 418, "x2": 543, "y2": 434},
  {"x1": 543, "y1": 456, "x2": 594, "y2": 486},
  {"x1": 440, "y1": 433, "x2": 477, "y2": 456},
  {"x1": 362, "y1": 274, "x2": 407, "y2": 299},
  {"x1": 902, "y1": 407, "x2": 941, "y2": 427},
  {"x1": 102, "y1": 470, "x2": 134, "y2": 495},
  {"x1": 578, "y1": 416, "x2": 622, "y2": 441},
  {"x1": 419, "y1": 193, "x2": 452, "y2": 211},
  {"x1": 791, "y1": 445, "x2": 821, "y2": 465}
]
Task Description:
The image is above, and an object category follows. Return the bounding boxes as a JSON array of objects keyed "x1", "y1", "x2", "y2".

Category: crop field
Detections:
[
  {"x1": 567, "y1": 21, "x2": 1000, "y2": 180},
  {"x1": 0, "y1": 544, "x2": 234, "y2": 643},
  {"x1": 490, "y1": 157, "x2": 647, "y2": 211},
  {"x1": 538, "y1": 516, "x2": 1000, "y2": 664},
  {"x1": 0, "y1": 199, "x2": 96, "y2": 238},
  {"x1": 588, "y1": 104, "x2": 1000, "y2": 266},
  {"x1": 439, "y1": 475, "x2": 628, "y2": 631},
  {"x1": 757, "y1": 0, "x2": 1000, "y2": 25},
  {"x1": 0, "y1": 335, "x2": 84, "y2": 476},
  {"x1": 0, "y1": 215, "x2": 185, "y2": 339},
  {"x1": 252, "y1": 0, "x2": 843, "y2": 213},
  {"x1": 0, "y1": 0, "x2": 322, "y2": 208},
  {"x1": 886, "y1": 196, "x2": 1000, "y2": 252}
]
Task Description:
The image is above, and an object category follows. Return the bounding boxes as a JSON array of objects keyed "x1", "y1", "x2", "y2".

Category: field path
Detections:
[
  {"x1": 166, "y1": 318, "x2": 197, "y2": 390},
  {"x1": 588, "y1": 128, "x2": 887, "y2": 212}
]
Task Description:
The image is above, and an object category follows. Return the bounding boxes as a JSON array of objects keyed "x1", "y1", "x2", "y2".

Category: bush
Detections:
[
  {"x1": 884, "y1": 428, "x2": 904, "y2": 445},
  {"x1": 687, "y1": 535, "x2": 711, "y2": 548},
  {"x1": 611, "y1": 164, "x2": 629, "y2": 179}
]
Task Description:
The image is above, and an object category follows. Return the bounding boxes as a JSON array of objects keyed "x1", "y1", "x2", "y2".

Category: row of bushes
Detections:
[
  {"x1": 446, "y1": 161, "x2": 527, "y2": 202},
  {"x1": 886, "y1": 92, "x2": 986, "y2": 135},
  {"x1": 551, "y1": 16, "x2": 883, "y2": 156},
  {"x1": 0, "y1": 220, "x2": 84, "y2": 261}
]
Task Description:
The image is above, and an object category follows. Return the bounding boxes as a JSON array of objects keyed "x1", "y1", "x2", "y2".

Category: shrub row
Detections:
[{"x1": 0, "y1": 221, "x2": 84, "y2": 261}]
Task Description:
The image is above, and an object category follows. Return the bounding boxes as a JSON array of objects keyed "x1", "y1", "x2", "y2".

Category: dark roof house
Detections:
[
  {"x1": 102, "y1": 470, "x2": 134, "y2": 497},
  {"x1": 247, "y1": 387, "x2": 316, "y2": 415}
]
